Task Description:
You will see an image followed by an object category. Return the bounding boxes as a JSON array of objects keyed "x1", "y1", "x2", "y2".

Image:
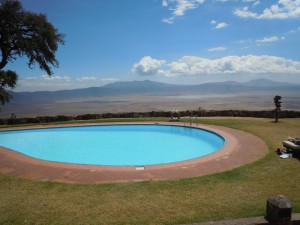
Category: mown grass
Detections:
[{"x1": 0, "y1": 117, "x2": 299, "y2": 225}]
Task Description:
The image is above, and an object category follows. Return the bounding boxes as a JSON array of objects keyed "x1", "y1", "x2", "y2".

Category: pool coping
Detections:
[{"x1": 0, "y1": 122, "x2": 269, "y2": 184}]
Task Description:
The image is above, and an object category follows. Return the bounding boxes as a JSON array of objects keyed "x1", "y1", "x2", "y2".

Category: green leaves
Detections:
[
  {"x1": 0, "y1": 70, "x2": 18, "y2": 88},
  {"x1": 0, "y1": 0, "x2": 64, "y2": 105},
  {"x1": 0, "y1": 0, "x2": 65, "y2": 74},
  {"x1": 0, "y1": 69, "x2": 18, "y2": 105}
]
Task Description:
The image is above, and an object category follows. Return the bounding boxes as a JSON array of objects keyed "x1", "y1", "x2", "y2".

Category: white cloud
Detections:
[
  {"x1": 253, "y1": 1, "x2": 260, "y2": 7},
  {"x1": 131, "y1": 56, "x2": 166, "y2": 76},
  {"x1": 132, "y1": 55, "x2": 300, "y2": 77},
  {"x1": 208, "y1": 47, "x2": 227, "y2": 52},
  {"x1": 216, "y1": 22, "x2": 229, "y2": 29},
  {"x1": 256, "y1": 36, "x2": 281, "y2": 43},
  {"x1": 289, "y1": 26, "x2": 300, "y2": 33},
  {"x1": 242, "y1": 0, "x2": 257, "y2": 2},
  {"x1": 162, "y1": 18, "x2": 174, "y2": 24},
  {"x1": 235, "y1": 0, "x2": 300, "y2": 19},
  {"x1": 234, "y1": 6, "x2": 258, "y2": 18},
  {"x1": 162, "y1": 0, "x2": 205, "y2": 24},
  {"x1": 217, "y1": 0, "x2": 259, "y2": 4},
  {"x1": 210, "y1": 20, "x2": 229, "y2": 29},
  {"x1": 76, "y1": 76, "x2": 97, "y2": 81},
  {"x1": 17, "y1": 75, "x2": 119, "y2": 92}
]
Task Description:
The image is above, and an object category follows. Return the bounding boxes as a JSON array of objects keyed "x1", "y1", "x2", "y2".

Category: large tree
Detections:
[{"x1": 0, "y1": 0, "x2": 64, "y2": 105}]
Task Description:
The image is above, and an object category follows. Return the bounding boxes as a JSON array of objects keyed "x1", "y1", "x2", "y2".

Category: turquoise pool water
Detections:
[{"x1": 0, "y1": 125, "x2": 225, "y2": 166}]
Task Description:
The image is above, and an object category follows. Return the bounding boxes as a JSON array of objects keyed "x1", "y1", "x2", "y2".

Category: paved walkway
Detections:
[{"x1": 182, "y1": 213, "x2": 300, "y2": 225}]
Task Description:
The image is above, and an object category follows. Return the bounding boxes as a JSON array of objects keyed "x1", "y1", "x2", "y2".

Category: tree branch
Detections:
[{"x1": 0, "y1": 47, "x2": 9, "y2": 70}]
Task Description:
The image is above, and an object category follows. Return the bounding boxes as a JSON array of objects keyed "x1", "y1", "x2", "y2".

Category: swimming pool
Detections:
[{"x1": 0, "y1": 124, "x2": 225, "y2": 166}]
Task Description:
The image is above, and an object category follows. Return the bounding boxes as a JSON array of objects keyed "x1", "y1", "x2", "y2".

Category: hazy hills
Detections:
[
  {"x1": 1, "y1": 78, "x2": 300, "y2": 118},
  {"x1": 10, "y1": 78, "x2": 300, "y2": 101}
]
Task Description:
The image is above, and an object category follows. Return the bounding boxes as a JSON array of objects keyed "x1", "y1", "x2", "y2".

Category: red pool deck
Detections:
[{"x1": 0, "y1": 122, "x2": 269, "y2": 184}]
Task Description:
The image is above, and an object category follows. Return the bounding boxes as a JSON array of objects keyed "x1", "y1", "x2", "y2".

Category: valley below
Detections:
[{"x1": 1, "y1": 79, "x2": 300, "y2": 118}]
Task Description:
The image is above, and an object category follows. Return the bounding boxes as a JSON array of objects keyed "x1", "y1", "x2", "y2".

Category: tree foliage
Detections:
[
  {"x1": 0, "y1": 0, "x2": 64, "y2": 105},
  {"x1": 274, "y1": 95, "x2": 282, "y2": 123},
  {"x1": 0, "y1": 70, "x2": 18, "y2": 104}
]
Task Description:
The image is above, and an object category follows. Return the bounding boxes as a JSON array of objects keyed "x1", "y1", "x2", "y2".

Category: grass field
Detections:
[{"x1": 0, "y1": 117, "x2": 299, "y2": 225}]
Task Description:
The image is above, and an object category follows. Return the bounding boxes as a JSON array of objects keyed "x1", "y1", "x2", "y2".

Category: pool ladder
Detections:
[{"x1": 186, "y1": 116, "x2": 198, "y2": 126}]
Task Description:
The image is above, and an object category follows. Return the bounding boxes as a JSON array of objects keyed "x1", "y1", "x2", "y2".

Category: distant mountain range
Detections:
[
  {"x1": 1, "y1": 78, "x2": 299, "y2": 117},
  {"x1": 10, "y1": 78, "x2": 300, "y2": 103}
]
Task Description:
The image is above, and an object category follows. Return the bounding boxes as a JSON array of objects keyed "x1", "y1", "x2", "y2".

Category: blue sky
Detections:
[{"x1": 6, "y1": 0, "x2": 300, "y2": 91}]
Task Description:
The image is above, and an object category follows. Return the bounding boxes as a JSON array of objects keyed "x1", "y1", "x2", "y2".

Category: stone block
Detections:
[{"x1": 266, "y1": 195, "x2": 292, "y2": 225}]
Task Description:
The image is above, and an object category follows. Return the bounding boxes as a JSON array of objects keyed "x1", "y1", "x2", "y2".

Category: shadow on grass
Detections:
[
  {"x1": 275, "y1": 148, "x2": 300, "y2": 161},
  {"x1": 292, "y1": 153, "x2": 300, "y2": 161},
  {"x1": 270, "y1": 120, "x2": 284, "y2": 124}
]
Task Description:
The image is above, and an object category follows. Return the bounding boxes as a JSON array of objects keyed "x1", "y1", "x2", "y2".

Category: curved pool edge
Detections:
[{"x1": 0, "y1": 122, "x2": 269, "y2": 184}]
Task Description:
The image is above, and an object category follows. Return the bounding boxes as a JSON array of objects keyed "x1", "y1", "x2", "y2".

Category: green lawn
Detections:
[{"x1": 0, "y1": 118, "x2": 299, "y2": 225}]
